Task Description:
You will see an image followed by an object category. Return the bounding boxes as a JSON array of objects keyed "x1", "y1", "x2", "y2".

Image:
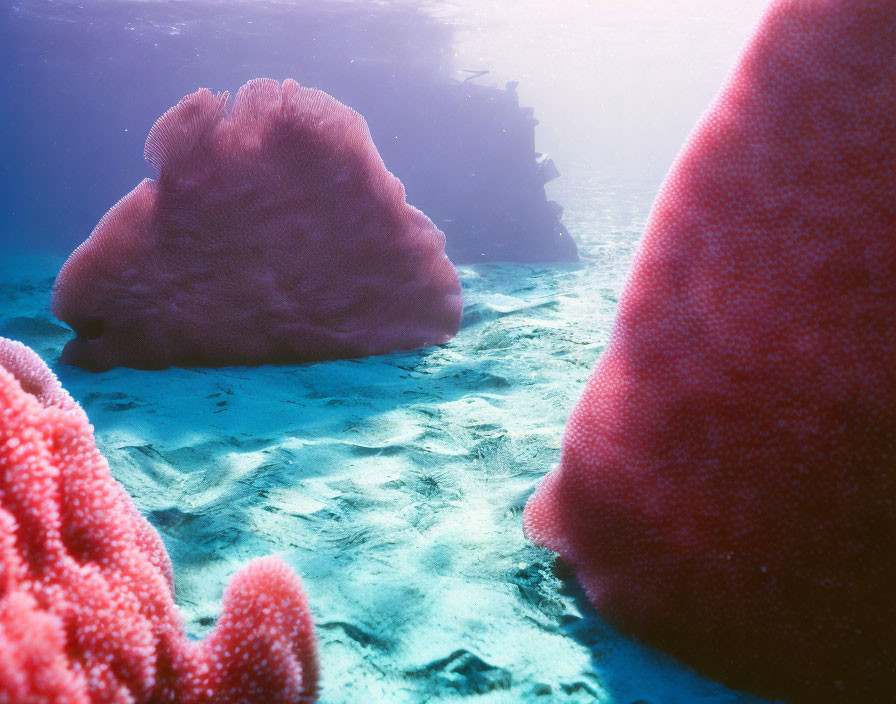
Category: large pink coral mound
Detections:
[
  {"x1": 0, "y1": 337, "x2": 318, "y2": 703},
  {"x1": 52, "y1": 78, "x2": 462, "y2": 371},
  {"x1": 525, "y1": 1, "x2": 895, "y2": 702}
]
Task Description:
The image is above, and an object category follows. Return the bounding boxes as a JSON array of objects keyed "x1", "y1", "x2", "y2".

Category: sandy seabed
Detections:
[{"x1": 0, "y1": 175, "x2": 775, "y2": 704}]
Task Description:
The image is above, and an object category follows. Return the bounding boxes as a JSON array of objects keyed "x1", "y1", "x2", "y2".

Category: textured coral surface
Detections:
[
  {"x1": 525, "y1": 1, "x2": 896, "y2": 702},
  {"x1": 0, "y1": 337, "x2": 317, "y2": 703},
  {"x1": 52, "y1": 78, "x2": 462, "y2": 371}
]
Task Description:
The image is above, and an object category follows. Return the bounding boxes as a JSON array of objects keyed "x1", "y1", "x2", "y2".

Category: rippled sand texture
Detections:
[{"x1": 0, "y1": 175, "x2": 774, "y2": 703}]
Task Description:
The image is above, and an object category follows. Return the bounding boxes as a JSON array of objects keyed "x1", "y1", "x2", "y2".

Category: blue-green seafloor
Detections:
[{"x1": 0, "y1": 176, "x2": 777, "y2": 704}]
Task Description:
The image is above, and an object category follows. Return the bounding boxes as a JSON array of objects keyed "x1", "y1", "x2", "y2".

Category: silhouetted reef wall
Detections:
[{"x1": 0, "y1": 0, "x2": 577, "y2": 263}]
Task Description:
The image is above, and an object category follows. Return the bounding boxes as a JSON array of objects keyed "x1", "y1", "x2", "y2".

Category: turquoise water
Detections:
[{"x1": 0, "y1": 173, "x2": 776, "y2": 703}]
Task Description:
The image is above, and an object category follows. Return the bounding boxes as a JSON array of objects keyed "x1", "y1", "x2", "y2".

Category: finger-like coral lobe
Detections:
[
  {"x1": 52, "y1": 78, "x2": 462, "y2": 370},
  {"x1": 0, "y1": 337, "x2": 318, "y2": 703},
  {"x1": 524, "y1": 1, "x2": 896, "y2": 702}
]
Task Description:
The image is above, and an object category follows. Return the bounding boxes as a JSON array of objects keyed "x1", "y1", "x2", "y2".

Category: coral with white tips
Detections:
[{"x1": 0, "y1": 337, "x2": 318, "y2": 703}]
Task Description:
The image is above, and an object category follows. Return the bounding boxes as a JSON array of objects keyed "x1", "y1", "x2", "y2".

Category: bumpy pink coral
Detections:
[
  {"x1": 0, "y1": 337, "x2": 318, "y2": 703},
  {"x1": 525, "y1": 1, "x2": 895, "y2": 702},
  {"x1": 52, "y1": 78, "x2": 462, "y2": 371}
]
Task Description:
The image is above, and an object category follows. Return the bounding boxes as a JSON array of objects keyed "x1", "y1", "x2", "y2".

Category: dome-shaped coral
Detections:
[{"x1": 53, "y1": 78, "x2": 462, "y2": 371}]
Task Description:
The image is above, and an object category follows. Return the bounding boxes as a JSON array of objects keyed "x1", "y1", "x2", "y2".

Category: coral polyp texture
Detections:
[
  {"x1": 52, "y1": 78, "x2": 462, "y2": 371},
  {"x1": 524, "y1": 1, "x2": 896, "y2": 702},
  {"x1": 0, "y1": 337, "x2": 318, "y2": 703}
]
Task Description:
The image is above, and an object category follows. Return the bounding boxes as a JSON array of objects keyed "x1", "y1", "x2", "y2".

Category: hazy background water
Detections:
[
  {"x1": 1, "y1": 0, "x2": 768, "y2": 254},
  {"x1": 443, "y1": 0, "x2": 767, "y2": 179}
]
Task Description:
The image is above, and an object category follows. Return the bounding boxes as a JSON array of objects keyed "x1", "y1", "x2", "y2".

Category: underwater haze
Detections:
[
  {"x1": 1, "y1": 0, "x2": 768, "y2": 254},
  {"x1": 0, "y1": 1, "x2": 791, "y2": 703}
]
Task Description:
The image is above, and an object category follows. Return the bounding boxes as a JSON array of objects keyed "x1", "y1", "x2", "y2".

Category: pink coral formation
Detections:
[
  {"x1": 524, "y1": 1, "x2": 896, "y2": 702},
  {"x1": 52, "y1": 78, "x2": 462, "y2": 371},
  {"x1": 0, "y1": 337, "x2": 318, "y2": 702}
]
